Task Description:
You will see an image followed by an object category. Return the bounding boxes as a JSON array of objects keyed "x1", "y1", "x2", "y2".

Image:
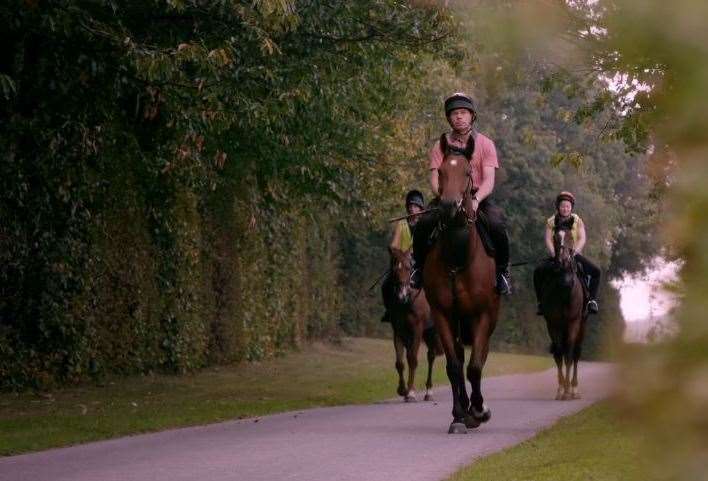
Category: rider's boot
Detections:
[
  {"x1": 536, "y1": 302, "x2": 543, "y2": 316},
  {"x1": 587, "y1": 299, "x2": 599, "y2": 314}
]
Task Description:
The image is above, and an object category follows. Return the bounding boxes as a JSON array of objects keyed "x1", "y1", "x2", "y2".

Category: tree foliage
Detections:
[
  {"x1": 0, "y1": 0, "x2": 664, "y2": 390},
  {"x1": 0, "y1": 0, "x2": 457, "y2": 388}
]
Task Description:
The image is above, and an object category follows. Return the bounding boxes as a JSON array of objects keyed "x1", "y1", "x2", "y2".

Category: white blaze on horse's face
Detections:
[
  {"x1": 399, "y1": 284, "x2": 410, "y2": 301},
  {"x1": 439, "y1": 154, "x2": 470, "y2": 206}
]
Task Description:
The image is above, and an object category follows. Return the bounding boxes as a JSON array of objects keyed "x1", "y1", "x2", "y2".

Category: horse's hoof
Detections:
[
  {"x1": 562, "y1": 392, "x2": 573, "y2": 401},
  {"x1": 424, "y1": 394, "x2": 433, "y2": 402},
  {"x1": 572, "y1": 391, "x2": 581, "y2": 400},
  {"x1": 555, "y1": 393, "x2": 564, "y2": 401},
  {"x1": 463, "y1": 415, "x2": 481, "y2": 429},
  {"x1": 470, "y1": 404, "x2": 492, "y2": 423},
  {"x1": 397, "y1": 386, "x2": 407, "y2": 397},
  {"x1": 405, "y1": 393, "x2": 417, "y2": 403},
  {"x1": 448, "y1": 422, "x2": 468, "y2": 434}
]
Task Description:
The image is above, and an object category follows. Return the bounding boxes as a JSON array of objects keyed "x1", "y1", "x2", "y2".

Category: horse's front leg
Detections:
[
  {"x1": 550, "y1": 338, "x2": 565, "y2": 400},
  {"x1": 570, "y1": 358, "x2": 581, "y2": 399},
  {"x1": 433, "y1": 309, "x2": 470, "y2": 433},
  {"x1": 467, "y1": 316, "x2": 491, "y2": 425},
  {"x1": 571, "y1": 321, "x2": 583, "y2": 399},
  {"x1": 564, "y1": 319, "x2": 581, "y2": 400},
  {"x1": 454, "y1": 338, "x2": 470, "y2": 412},
  {"x1": 562, "y1": 354, "x2": 573, "y2": 400},
  {"x1": 404, "y1": 326, "x2": 421, "y2": 402},
  {"x1": 393, "y1": 332, "x2": 407, "y2": 398},
  {"x1": 554, "y1": 352, "x2": 565, "y2": 400},
  {"x1": 424, "y1": 342, "x2": 435, "y2": 401}
]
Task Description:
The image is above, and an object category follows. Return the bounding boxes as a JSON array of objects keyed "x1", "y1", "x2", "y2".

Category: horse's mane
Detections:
[{"x1": 439, "y1": 133, "x2": 475, "y2": 160}]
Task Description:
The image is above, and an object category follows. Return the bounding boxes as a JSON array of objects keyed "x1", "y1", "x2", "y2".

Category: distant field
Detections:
[
  {"x1": 0, "y1": 337, "x2": 553, "y2": 456},
  {"x1": 447, "y1": 401, "x2": 648, "y2": 481}
]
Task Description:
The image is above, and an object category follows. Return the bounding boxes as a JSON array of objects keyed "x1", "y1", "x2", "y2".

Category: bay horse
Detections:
[
  {"x1": 385, "y1": 247, "x2": 443, "y2": 402},
  {"x1": 423, "y1": 148, "x2": 500, "y2": 434},
  {"x1": 539, "y1": 229, "x2": 587, "y2": 400}
]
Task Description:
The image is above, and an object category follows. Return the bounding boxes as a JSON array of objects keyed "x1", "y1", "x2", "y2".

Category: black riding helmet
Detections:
[
  {"x1": 444, "y1": 92, "x2": 476, "y2": 117},
  {"x1": 405, "y1": 190, "x2": 425, "y2": 209}
]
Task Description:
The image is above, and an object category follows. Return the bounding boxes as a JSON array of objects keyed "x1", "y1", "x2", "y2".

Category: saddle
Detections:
[
  {"x1": 429, "y1": 217, "x2": 496, "y2": 272},
  {"x1": 418, "y1": 201, "x2": 497, "y2": 273}
]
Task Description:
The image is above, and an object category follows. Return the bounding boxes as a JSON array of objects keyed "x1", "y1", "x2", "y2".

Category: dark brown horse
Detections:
[
  {"x1": 423, "y1": 151, "x2": 500, "y2": 433},
  {"x1": 540, "y1": 229, "x2": 587, "y2": 400},
  {"x1": 386, "y1": 247, "x2": 443, "y2": 402}
]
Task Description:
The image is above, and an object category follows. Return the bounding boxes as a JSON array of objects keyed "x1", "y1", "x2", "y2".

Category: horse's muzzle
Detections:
[{"x1": 398, "y1": 285, "x2": 411, "y2": 304}]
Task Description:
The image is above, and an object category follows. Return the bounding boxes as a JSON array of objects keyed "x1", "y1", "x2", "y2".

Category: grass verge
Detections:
[
  {"x1": 447, "y1": 401, "x2": 647, "y2": 481},
  {"x1": 0, "y1": 337, "x2": 552, "y2": 456}
]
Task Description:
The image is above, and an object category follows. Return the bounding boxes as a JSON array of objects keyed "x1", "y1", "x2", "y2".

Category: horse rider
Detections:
[
  {"x1": 381, "y1": 190, "x2": 426, "y2": 322},
  {"x1": 390, "y1": 190, "x2": 425, "y2": 252},
  {"x1": 411, "y1": 92, "x2": 512, "y2": 295},
  {"x1": 533, "y1": 191, "x2": 601, "y2": 315}
]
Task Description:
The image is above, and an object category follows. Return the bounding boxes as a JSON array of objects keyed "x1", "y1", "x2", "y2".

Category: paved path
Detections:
[{"x1": 1, "y1": 363, "x2": 615, "y2": 481}]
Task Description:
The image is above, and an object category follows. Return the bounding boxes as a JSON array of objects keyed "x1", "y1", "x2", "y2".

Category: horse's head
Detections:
[
  {"x1": 438, "y1": 150, "x2": 473, "y2": 222},
  {"x1": 553, "y1": 229, "x2": 576, "y2": 288},
  {"x1": 389, "y1": 246, "x2": 413, "y2": 303}
]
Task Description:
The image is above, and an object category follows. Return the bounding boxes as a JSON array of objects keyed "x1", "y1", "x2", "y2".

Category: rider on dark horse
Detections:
[
  {"x1": 381, "y1": 190, "x2": 425, "y2": 323},
  {"x1": 412, "y1": 92, "x2": 512, "y2": 295},
  {"x1": 533, "y1": 191, "x2": 601, "y2": 315}
]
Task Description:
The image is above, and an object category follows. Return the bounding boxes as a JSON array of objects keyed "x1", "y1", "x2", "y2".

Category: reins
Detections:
[
  {"x1": 388, "y1": 207, "x2": 440, "y2": 223},
  {"x1": 367, "y1": 268, "x2": 391, "y2": 291}
]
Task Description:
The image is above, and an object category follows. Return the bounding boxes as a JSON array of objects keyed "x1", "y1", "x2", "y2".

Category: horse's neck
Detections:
[{"x1": 466, "y1": 222, "x2": 486, "y2": 260}]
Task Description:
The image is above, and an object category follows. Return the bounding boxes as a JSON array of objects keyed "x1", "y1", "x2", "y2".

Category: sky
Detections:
[{"x1": 613, "y1": 257, "x2": 681, "y2": 323}]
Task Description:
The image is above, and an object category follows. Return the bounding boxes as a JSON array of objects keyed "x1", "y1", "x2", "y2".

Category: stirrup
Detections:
[
  {"x1": 496, "y1": 272, "x2": 511, "y2": 295},
  {"x1": 587, "y1": 299, "x2": 599, "y2": 314}
]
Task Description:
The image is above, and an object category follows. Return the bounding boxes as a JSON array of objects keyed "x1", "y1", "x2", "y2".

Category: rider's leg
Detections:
[
  {"x1": 575, "y1": 254, "x2": 601, "y2": 314},
  {"x1": 480, "y1": 199, "x2": 511, "y2": 295},
  {"x1": 533, "y1": 264, "x2": 545, "y2": 315},
  {"x1": 410, "y1": 203, "x2": 438, "y2": 289},
  {"x1": 410, "y1": 227, "x2": 426, "y2": 289},
  {"x1": 381, "y1": 273, "x2": 395, "y2": 322}
]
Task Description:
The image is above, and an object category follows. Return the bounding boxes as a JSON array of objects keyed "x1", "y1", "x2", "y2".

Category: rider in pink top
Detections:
[
  {"x1": 428, "y1": 131, "x2": 499, "y2": 189},
  {"x1": 411, "y1": 93, "x2": 511, "y2": 295}
]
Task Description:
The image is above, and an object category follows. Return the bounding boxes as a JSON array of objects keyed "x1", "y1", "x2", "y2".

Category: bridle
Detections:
[
  {"x1": 390, "y1": 254, "x2": 424, "y2": 305},
  {"x1": 440, "y1": 155, "x2": 477, "y2": 227},
  {"x1": 554, "y1": 230, "x2": 577, "y2": 276}
]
